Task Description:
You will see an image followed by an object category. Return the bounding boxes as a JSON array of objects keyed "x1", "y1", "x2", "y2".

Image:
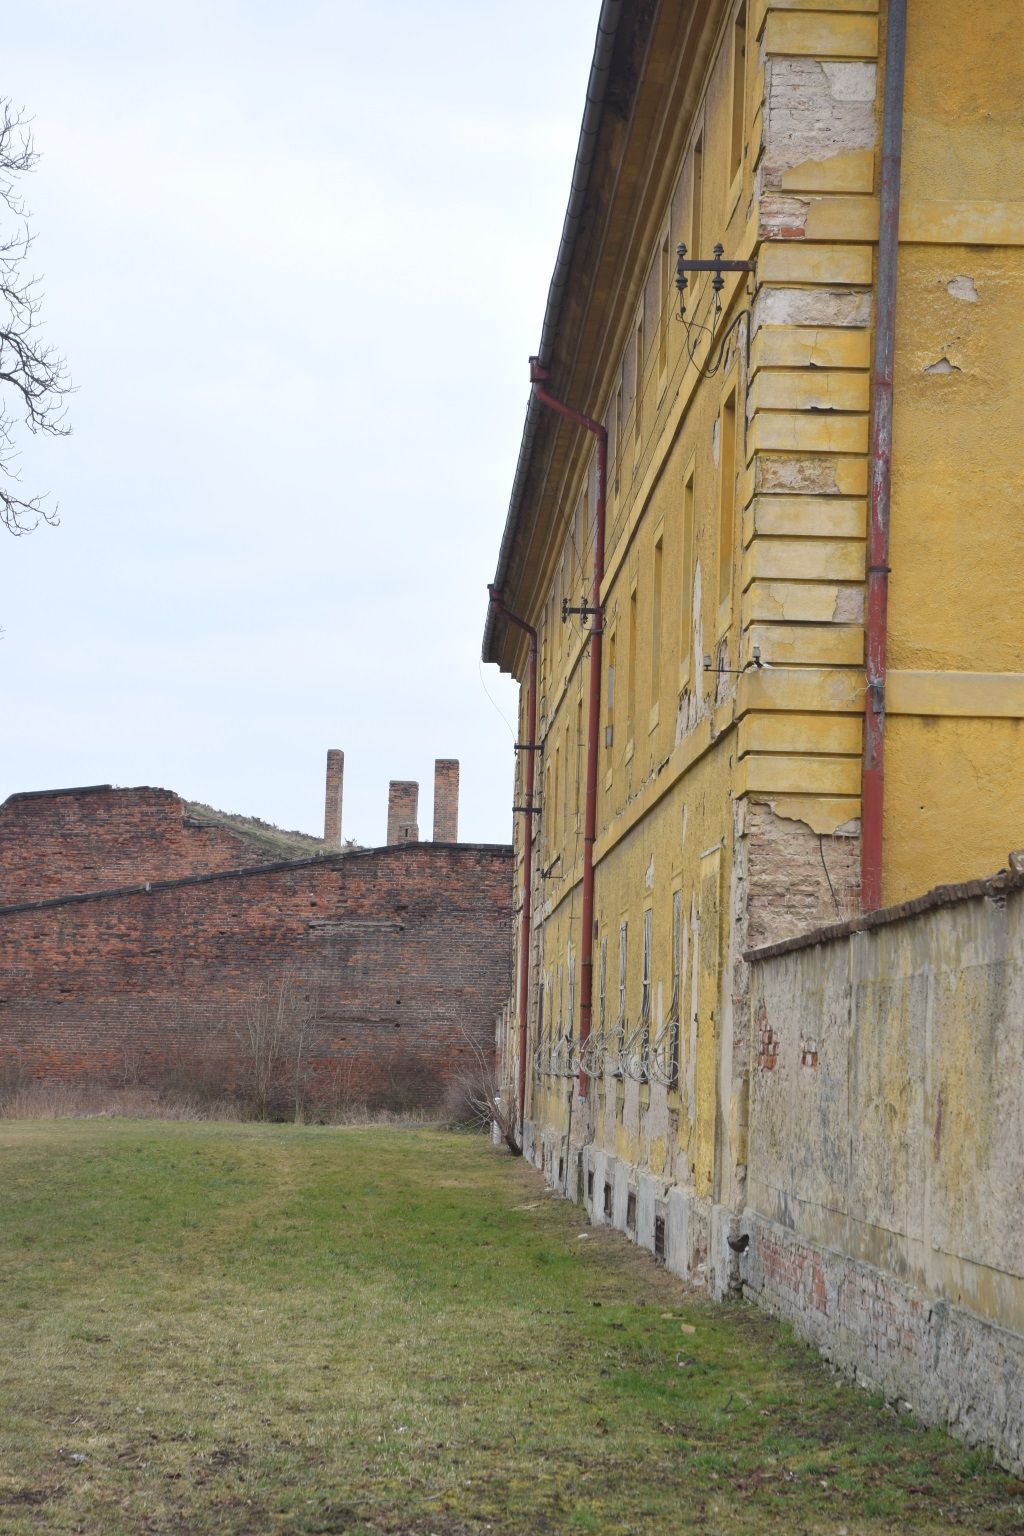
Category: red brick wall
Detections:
[
  {"x1": 0, "y1": 786, "x2": 285, "y2": 907},
  {"x1": 0, "y1": 843, "x2": 512, "y2": 1112}
]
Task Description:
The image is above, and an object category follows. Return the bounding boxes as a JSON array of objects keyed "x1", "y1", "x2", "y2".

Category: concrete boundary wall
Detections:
[
  {"x1": 519, "y1": 864, "x2": 1024, "y2": 1472},
  {"x1": 744, "y1": 867, "x2": 1024, "y2": 1469}
]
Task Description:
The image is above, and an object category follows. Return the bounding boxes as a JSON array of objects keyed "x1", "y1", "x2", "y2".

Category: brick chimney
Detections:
[
  {"x1": 387, "y1": 780, "x2": 419, "y2": 845},
  {"x1": 432, "y1": 759, "x2": 459, "y2": 843},
  {"x1": 323, "y1": 749, "x2": 344, "y2": 848}
]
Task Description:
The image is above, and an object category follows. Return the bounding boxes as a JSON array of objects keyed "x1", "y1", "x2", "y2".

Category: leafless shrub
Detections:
[
  {"x1": 444, "y1": 1024, "x2": 521, "y2": 1155},
  {"x1": 236, "y1": 974, "x2": 323, "y2": 1121}
]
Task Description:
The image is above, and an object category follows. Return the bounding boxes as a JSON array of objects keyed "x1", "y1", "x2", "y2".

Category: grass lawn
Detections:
[{"x1": 1, "y1": 1122, "x2": 1022, "y2": 1535}]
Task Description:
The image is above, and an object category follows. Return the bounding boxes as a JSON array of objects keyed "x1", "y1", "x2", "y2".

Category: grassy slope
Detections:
[
  {"x1": 0, "y1": 1123, "x2": 1021, "y2": 1536},
  {"x1": 183, "y1": 804, "x2": 339, "y2": 862}
]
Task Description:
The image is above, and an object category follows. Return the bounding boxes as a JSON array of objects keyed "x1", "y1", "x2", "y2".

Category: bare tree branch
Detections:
[
  {"x1": 447, "y1": 1020, "x2": 522, "y2": 1155},
  {"x1": 0, "y1": 99, "x2": 71, "y2": 535},
  {"x1": 237, "y1": 974, "x2": 323, "y2": 1121}
]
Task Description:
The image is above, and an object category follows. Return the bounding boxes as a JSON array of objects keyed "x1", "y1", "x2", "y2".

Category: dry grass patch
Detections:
[{"x1": 0, "y1": 1079, "x2": 441, "y2": 1126}]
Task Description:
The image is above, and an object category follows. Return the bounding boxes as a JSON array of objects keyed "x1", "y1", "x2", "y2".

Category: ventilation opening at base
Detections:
[
  {"x1": 558, "y1": 1155, "x2": 565, "y2": 1185},
  {"x1": 626, "y1": 1191, "x2": 637, "y2": 1232},
  {"x1": 603, "y1": 1180, "x2": 612, "y2": 1218},
  {"x1": 654, "y1": 1214, "x2": 666, "y2": 1261},
  {"x1": 587, "y1": 1169, "x2": 595, "y2": 1202}
]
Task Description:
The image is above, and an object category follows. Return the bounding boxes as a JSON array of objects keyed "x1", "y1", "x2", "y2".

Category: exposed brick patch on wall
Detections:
[
  {"x1": 746, "y1": 858, "x2": 1024, "y2": 963},
  {"x1": 800, "y1": 1034, "x2": 818, "y2": 1070},
  {"x1": 755, "y1": 1001, "x2": 778, "y2": 1072},
  {"x1": 745, "y1": 801, "x2": 861, "y2": 950},
  {"x1": 0, "y1": 843, "x2": 512, "y2": 1111},
  {"x1": 0, "y1": 786, "x2": 309, "y2": 907}
]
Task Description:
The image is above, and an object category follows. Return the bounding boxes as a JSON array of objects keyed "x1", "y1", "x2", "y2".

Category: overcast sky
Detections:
[{"x1": 1, "y1": 1, "x2": 598, "y2": 846}]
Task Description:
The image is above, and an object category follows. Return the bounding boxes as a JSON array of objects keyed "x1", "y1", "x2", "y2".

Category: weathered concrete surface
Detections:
[{"x1": 744, "y1": 869, "x2": 1024, "y2": 1469}]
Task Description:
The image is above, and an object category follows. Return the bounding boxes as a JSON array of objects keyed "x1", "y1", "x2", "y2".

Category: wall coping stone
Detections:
[{"x1": 0, "y1": 840, "x2": 513, "y2": 919}]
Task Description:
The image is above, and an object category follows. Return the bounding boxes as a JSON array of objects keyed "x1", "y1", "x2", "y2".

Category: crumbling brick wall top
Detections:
[{"x1": 0, "y1": 785, "x2": 327, "y2": 908}]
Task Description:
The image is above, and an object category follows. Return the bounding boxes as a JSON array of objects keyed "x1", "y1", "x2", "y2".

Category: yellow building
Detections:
[{"x1": 483, "y1": 0, "x2": 1024, "y2": 1290}]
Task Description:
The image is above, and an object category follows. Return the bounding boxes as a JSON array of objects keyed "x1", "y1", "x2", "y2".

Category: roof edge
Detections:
[{"x1": 482, "y1": 0, "x2": 626, "y2": 671}]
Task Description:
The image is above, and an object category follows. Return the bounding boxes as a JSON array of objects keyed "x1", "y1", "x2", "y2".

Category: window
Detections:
[
  {"x1": 718, "y1": 385, "x2": 738, "y2": 623},
  {"x1": 651, "y1": 537, "x2": 663, "y2": 715},
  {"x1": 658, "y1": 233, "x2": 671, "y2": 378},
  {"x1": 552, "y1": 744, "x2": 560, "y2": 851},
  {"x1": 626, "y1": 585, "x2": 638, "y2": 743},
  {"x1": 606, "y1": 630, "x2": 616, "y2": 752},
  {"x1": 641, "y1": 909, "x2": 652, "y2": 1027},
  {"x1": 540, "y1": 608, "x2": 548, "y2": 696},
  {"x1": 575, "y1": 695, "x2": 583, "y2": 829},
  {"x1": 670, "y1": 888, "x2": 682, "y2": 1086},
  {"x1": 563, "y1": 721, "x2": 571, "y2": 841},
  {"x1": 567, "y1": 950, "x2": 576, "y2": 1041},
  {"x1": 554, "y1": 565, "x2": 562, "y2": 668},
  {"x1": 614, "y1": 383, "x2": 623, "y2": 492},
  {"x1": 618, "y1": 920, "x2": 628, "y2": 1037},
  {"x1": 634, "y1": 315, "x2": 644, "y2": 450},
  {"x1": 543, "y1": 761, "x2": 551, "y2": 845},
  {"x1": 681, "y1": 460, "x2": 696, "y2": 683},
  {"x1": 730, "y1": 4, "x2": 747, "y2": 184},
  {"x1": 598, "y1": 935, "x2": 608, "y2": 1030},
  {"x1": 690, "y1": 132, "x2": 704, "y2": 266},
  {"x1": 641, "y1": 907, "x2": 652, "y2": 1080}
]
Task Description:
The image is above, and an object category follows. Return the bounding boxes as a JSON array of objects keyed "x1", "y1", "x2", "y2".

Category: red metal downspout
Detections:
[
  {"x1": 862, "y1": 0, "x2": 908, "y2": 911},
  {"x1": 528, "y1": 358, "x2": 607, "y2": 1099},
  {"x1": 487, "y1": 586, "x2": 537, "y2": 1141}
]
